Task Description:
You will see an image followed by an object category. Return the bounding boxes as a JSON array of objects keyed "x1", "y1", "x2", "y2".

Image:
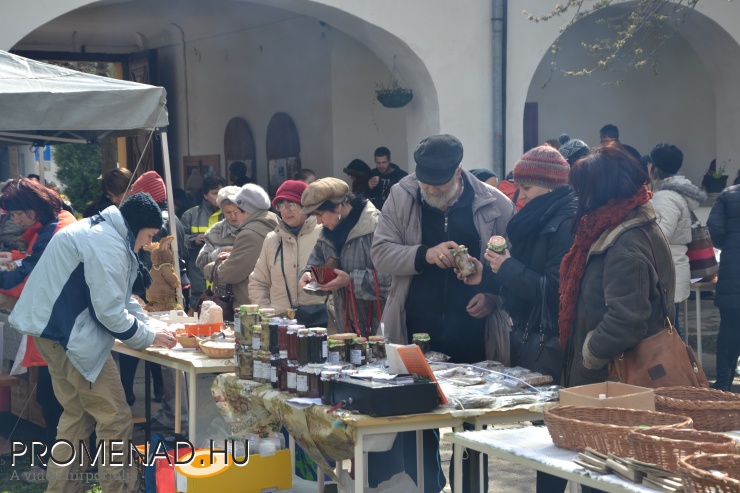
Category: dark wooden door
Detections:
[
  {"x1": 224, "y1": 117, "x2": 256, "y2": 182},
  {"x1": 266, "y1": 112, "x2": 301, "y2": 196}
]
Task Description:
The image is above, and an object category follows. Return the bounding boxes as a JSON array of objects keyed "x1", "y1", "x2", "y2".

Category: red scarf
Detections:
[{"x1": 558, "y1": 185, "x2": 652, "y2": 348}]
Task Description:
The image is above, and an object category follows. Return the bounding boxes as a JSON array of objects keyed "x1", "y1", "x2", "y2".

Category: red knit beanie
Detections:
[
  {"x1": 513, "y1": 146, "x2": 570, "y2": 189},
  {"x1": 130, "y1": 171, "x2": 167, "y2": 204},
  {"x1": 272, "y1": 180, "x2": 308, "y2": 208}
]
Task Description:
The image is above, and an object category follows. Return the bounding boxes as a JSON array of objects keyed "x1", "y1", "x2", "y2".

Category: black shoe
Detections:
[
  {"x1": 125, "y1": 390, "x2": 136, "y2": 406},
  {"x1": 153, "y1": 394, "x2": 163, "y2": 404}
]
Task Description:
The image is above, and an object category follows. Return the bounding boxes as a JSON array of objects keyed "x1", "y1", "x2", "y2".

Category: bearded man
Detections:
[{"x1": 370, "y1": 134, "x2": 515, "y2": 492}]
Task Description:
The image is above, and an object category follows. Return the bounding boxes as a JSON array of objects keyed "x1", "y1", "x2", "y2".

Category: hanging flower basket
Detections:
[{"x1": 376, "y1": 87, "x2": 413, "y2": 108}]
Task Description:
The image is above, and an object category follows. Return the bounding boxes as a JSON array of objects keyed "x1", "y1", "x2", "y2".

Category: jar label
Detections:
[
  {"x1": 234, "y1": 317, "x2": 241, "y2": 335},
  {"x1": 260, "y1": 362, "x2": 269, "y2": 381},
  {"x1": 328, "y1": 351, "x2": 340, "y2": 364},
  {"x1": 271, "y1": 366, "x2": 278, "y2": 383},
  {"x1": 252, "y1": 336, "x2": 261, "y2": 350},
  {"x1": 287, "y1": 372, "x2": 297, "y2": 389},
  {"x1": 322, "y1": 341, "x2": 328, "y2": 358},
  {"x1": 367, "y1": 349, "x2": 374, "y2": 364},
  {"x1": 253, "y1": 361, "x2": 261, "y2": 380},
  {"x1": 297, "y1": 375, "x2": 308, "y2": 392},
  {"x1": 350, "y1": 349, "x2": 363, "y2": 365}
]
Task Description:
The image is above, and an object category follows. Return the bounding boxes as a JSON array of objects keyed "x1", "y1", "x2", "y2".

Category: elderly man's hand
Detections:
[
  {"x1": 466, "y1": 293, "x2": 496, "y2": 319},
  {"x1": 457, "y1": 257, "x2": 483, "y2": 285},
  {"x1": 425, "y1": 241, "x2": 459, "y2": 269},
  {"x1": 299, "y1": 271, "x2": 314, "y2": 290}
]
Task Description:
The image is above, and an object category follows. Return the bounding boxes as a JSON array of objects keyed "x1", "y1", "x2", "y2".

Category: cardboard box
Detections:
[
  {"x1": 560, "y1": 382, "x2": 655, "y2": 411},
  {"x1": 176, "y1": 448, "x2": 292, "y2": 493}
]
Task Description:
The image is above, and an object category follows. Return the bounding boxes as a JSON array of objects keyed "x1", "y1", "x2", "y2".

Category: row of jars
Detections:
[{"x1": 327, "y1": 335, "x2": 386, "y2": 365}]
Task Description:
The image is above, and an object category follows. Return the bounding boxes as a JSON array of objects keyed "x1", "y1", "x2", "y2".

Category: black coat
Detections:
[
  {"x1": 708, "y1": 184, "x2": 740, "y2": 308},
  {"x1": 491, "y1": 186, "x2": 577, "y2": 328}
]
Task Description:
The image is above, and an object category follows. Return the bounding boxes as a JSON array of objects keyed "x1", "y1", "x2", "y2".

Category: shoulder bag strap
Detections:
[
  {"x1": 640, "y1": 228, "x2": 673, "y2": 331},
  {"x1": 278, "y1": 239, "x2": 297, "y2": 309},
  {"x1": 538, "y1": 275, "x2": 552, "y2": 335}
]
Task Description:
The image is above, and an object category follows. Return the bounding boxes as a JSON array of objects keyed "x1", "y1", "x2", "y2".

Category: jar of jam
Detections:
[
  {"x1": 311, "y1": 328, "x2": 328, "y2": 362},
  {"x1": 236, "y1": 345, "x2": 253, "y2": 380},
  {"x1": 287, "y1": 327, "x2": 298, "y2": 360},
  {"x1": 320, "y1": 370, "x2": 338, "y2": 405},
  {"x1": 252, "y1": 327, "x2": 262, "y2": 351},
  {"x1": 286, "y1": 361, "x2": 298, "y2": 394},
  {"x1": 349, "y1": 337, "x2": 368, "y2": 366},
  {"x1": 278, "y1": 320, "x2": 289, "y2": 354},
  {"x1": 327, "y1": 339, "x2": 347, "y2": 364},
  {"x1": 307, "y1": 331, "x2": 320, "y2": 363},
  {"x1": 369, "y1": 336, "x2": 386, "y2": 361},
  {"x1": 487, "y1": 235, "x2": 507, "y2": 254},
  {"x1": 268, "y1": 318, "x2": 280, "y2": 355},
  {"x1": 278, "y1": 358, "x2": 289, "y2": 391},
  {"x1": 269, "y1": 355, "x2": 280, "y2": 388},
  {"x1": 305, "y1": 364, "x2": 323, "y2": 399},
  {"x1": 297, "y1": 329, "x2": 310, "y2": 365},
  {"x1": 412, "y1": 333, "x2": 430, "y2": 355},
  {"x1": 296, "y1": 366, "x2": 309, "y2": 397}
]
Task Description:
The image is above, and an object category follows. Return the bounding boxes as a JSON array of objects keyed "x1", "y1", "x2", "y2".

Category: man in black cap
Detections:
[{"x1": 371, "y1": 134, "x2": 515, "y2": 492}]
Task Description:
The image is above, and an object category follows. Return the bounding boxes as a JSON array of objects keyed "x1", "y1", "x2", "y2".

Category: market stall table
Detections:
[
  {"x1": 444, "y1": 426, "x2": 663, "y2": 493},
  {"x1": 112, "y1": 343, "x2": 233, "y2": 440},
  {"x1": 686, "y1": 277, "x2": 716, "y2": 366},
  {"x1": 212, "y1": 373, "x2": 552, "y2": 493}
]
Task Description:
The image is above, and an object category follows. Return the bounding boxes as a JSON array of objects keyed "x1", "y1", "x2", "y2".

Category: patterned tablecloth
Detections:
[{"x1": 212, "y1": 373, "x2": 552, "y2": 481}]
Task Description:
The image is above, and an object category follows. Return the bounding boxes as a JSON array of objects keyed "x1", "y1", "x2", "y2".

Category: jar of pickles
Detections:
[
  {"x1": 251, "y1": 326, "x2": 262, "y2": 351},
  {"x1": 261, "y1": 317, "x2": 271, "y2": 351},
  {"x1": 240, "y1": 305, "x2": 260, "y2": 337},
  {"x1": 236, "y1": 345, "x2": 253, "y2": 380},
  {"x1": 327, "y1": 339, "x2": 347, "y2": 364},
  {"x1": 368, "y1": 336, "x2": 386, "y2": 361},
  {"x1": 412, "y1": 333, "x2": 430, "y2": 354},
  {"x1": 349, "y1": 337, "x2": 368, "y2": 366},
  {"x1": 252, "y1": 351, "x2": 262, "y2": 382}
]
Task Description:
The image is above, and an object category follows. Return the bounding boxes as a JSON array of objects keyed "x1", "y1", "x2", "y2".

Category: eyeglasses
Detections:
[{"x1": 276, "y1": 202, "x2": 300, "y2": 213}]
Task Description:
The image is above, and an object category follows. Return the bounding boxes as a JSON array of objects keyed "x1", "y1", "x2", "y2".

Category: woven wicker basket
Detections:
[
  {"x1": 176, "y1": 335, "x2": 202, "y2": 349},
  {"x1": 655, "y1": 387, "x2": 740, "y2": 431},
  {"x1": 628, "y1": 428, "x2": 738, "y2": 472},
  {"x1": 544, "y1": 405, "x2": 693, "y2": 456},
  {"x1": 678, "y1": 453, "x2": 740, "y2": 493},
  {"x1": 198, "y1": 340, "x2": 235, "y2": 359}
]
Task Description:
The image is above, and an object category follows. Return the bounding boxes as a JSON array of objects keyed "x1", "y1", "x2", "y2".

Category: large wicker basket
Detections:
[
  {"x1": 198, "y1": 340, "x2": 235, "y2": 359},
  {"x1": 655, "y1": 387, "x2": 740, "y2": 431},
  {"x1": 678, "y1": 453, "x2": 740, "y2": 493},
  {"x1": 628, "y1": 428, "x2": 738, "y2": 472},
  {"x1": 544, "y1": 405, "x2": 693, "y2": 456},
  {"x1": 176, "y1": 335, "x2": 202, "y2": 349}
]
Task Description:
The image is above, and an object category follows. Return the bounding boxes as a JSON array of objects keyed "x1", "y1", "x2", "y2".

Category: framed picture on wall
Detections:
[{"x1": 183, "y1": 155, "x2": 221, "y2": 195}]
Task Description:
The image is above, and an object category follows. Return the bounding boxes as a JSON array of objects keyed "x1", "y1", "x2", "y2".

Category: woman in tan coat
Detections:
[
  {"x1": 248, "y1": 180, "x2": 323, "y2": 316},
  {"x1": 203, "y1": 184, "x2": 278, "y2": 311}
]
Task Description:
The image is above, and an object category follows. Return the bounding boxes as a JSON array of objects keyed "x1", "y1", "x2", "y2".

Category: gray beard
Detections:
[{"x1": 420, "y1": 178, "x2": 461, "y2": 210}]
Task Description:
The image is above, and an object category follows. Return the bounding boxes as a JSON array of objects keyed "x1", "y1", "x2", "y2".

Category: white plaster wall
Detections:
[
  {"x1": 526, "y1": 18, "x2": 716, "y2": 186},
  {"x1": 508, "y1": 1, "x2": 740, "y2": 180},
  {"x1": 330, "y1": 33, "x2": 408, "y2": 180}
]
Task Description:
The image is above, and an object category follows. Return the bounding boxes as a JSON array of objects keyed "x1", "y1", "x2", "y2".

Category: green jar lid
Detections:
[{"x1": 412, "y1": 333, "x2": 430, "y2": 342}]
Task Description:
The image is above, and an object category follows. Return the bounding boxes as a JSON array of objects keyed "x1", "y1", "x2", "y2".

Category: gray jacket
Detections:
[{"x1": 371, "y1": 170, "x2": 516, "y2": 363}]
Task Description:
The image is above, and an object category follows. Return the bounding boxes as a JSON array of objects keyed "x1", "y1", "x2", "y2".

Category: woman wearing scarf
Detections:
[
  {"x1": 461, "y1": 146, "x2": 577, "y2": 493},
  {"x1": 560, "y1": 142, "x2": 675, "y2": 388}
]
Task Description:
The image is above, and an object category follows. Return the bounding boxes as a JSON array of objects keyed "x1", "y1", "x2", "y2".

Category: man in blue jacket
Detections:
[{"x1": 9, "y1": 193, "x2": 177, "y2": 493}]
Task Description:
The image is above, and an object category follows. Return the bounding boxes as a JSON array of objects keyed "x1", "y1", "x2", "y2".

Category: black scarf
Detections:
[
  {"x1": 507, "y1": 185, "x2": 575, "y2": 262},
  {"x1": 322, "y1": 197, "x2": 367, "y2": 252}
]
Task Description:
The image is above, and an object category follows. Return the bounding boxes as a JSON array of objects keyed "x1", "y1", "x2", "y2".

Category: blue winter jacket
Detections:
[{"x1": 9, "y1": 206, "x2": 155, "y2": 382}]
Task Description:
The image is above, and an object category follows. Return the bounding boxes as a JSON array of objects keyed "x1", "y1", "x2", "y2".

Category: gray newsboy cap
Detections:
[{"x1": 414, "y1": 134, "x2": 464, "y2": 185}]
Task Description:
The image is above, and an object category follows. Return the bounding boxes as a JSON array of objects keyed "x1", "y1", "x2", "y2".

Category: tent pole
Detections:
[{"x1": 161, "y1": 131, "x2": 184, "y2": 309}]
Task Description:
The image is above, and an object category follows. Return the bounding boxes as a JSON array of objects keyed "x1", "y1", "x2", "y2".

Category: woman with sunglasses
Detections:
[{"x1": 248, "y1": 180, "x2": 324, "y2": 321}]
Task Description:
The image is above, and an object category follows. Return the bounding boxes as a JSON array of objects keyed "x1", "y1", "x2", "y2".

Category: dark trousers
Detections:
[{"x1": 118, "y1": 354, "x2": 163, "y2": 403}]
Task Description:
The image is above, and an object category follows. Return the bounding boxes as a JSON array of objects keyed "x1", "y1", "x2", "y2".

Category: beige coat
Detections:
[
  {"x1": 205, "y1": 210, "x2": 279, "y2": 310},
  {"x1": 248, "y1": 216, "x2": 322, "y2": 313}
]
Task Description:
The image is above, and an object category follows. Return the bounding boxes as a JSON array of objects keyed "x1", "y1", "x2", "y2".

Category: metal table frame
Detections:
[{"x1": 112, "y1": 343, "x2": 233, "y2": 440}]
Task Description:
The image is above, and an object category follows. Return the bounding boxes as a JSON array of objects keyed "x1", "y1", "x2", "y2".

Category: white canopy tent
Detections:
[{"x1": 0, "y1": 50, "x2": 183, "y2": 305}]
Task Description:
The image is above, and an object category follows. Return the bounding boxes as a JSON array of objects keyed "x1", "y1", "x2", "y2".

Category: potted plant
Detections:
[
  {"x1": 702, "y1": 159, "x2": 730, "y2": 193},
  {"x1": 375, "y1": 79, "x2": 413, "y2": 108}
]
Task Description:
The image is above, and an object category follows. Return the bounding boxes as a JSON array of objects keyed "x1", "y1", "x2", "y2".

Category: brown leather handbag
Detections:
[
  {"x1": 190, "y1": 258, "x2": 235, "y2": 321},
  {"x1": 608, "y1": 279, "x2": 708, "y2": 388}
]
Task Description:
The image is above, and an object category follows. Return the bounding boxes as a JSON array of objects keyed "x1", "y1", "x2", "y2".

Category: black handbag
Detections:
[
  {"x1": 279, "y1": 239, "x2": 328, "y2": 328},
  {"x1": 510, "y1": 276, "x2": 564, "y2": 383}
]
